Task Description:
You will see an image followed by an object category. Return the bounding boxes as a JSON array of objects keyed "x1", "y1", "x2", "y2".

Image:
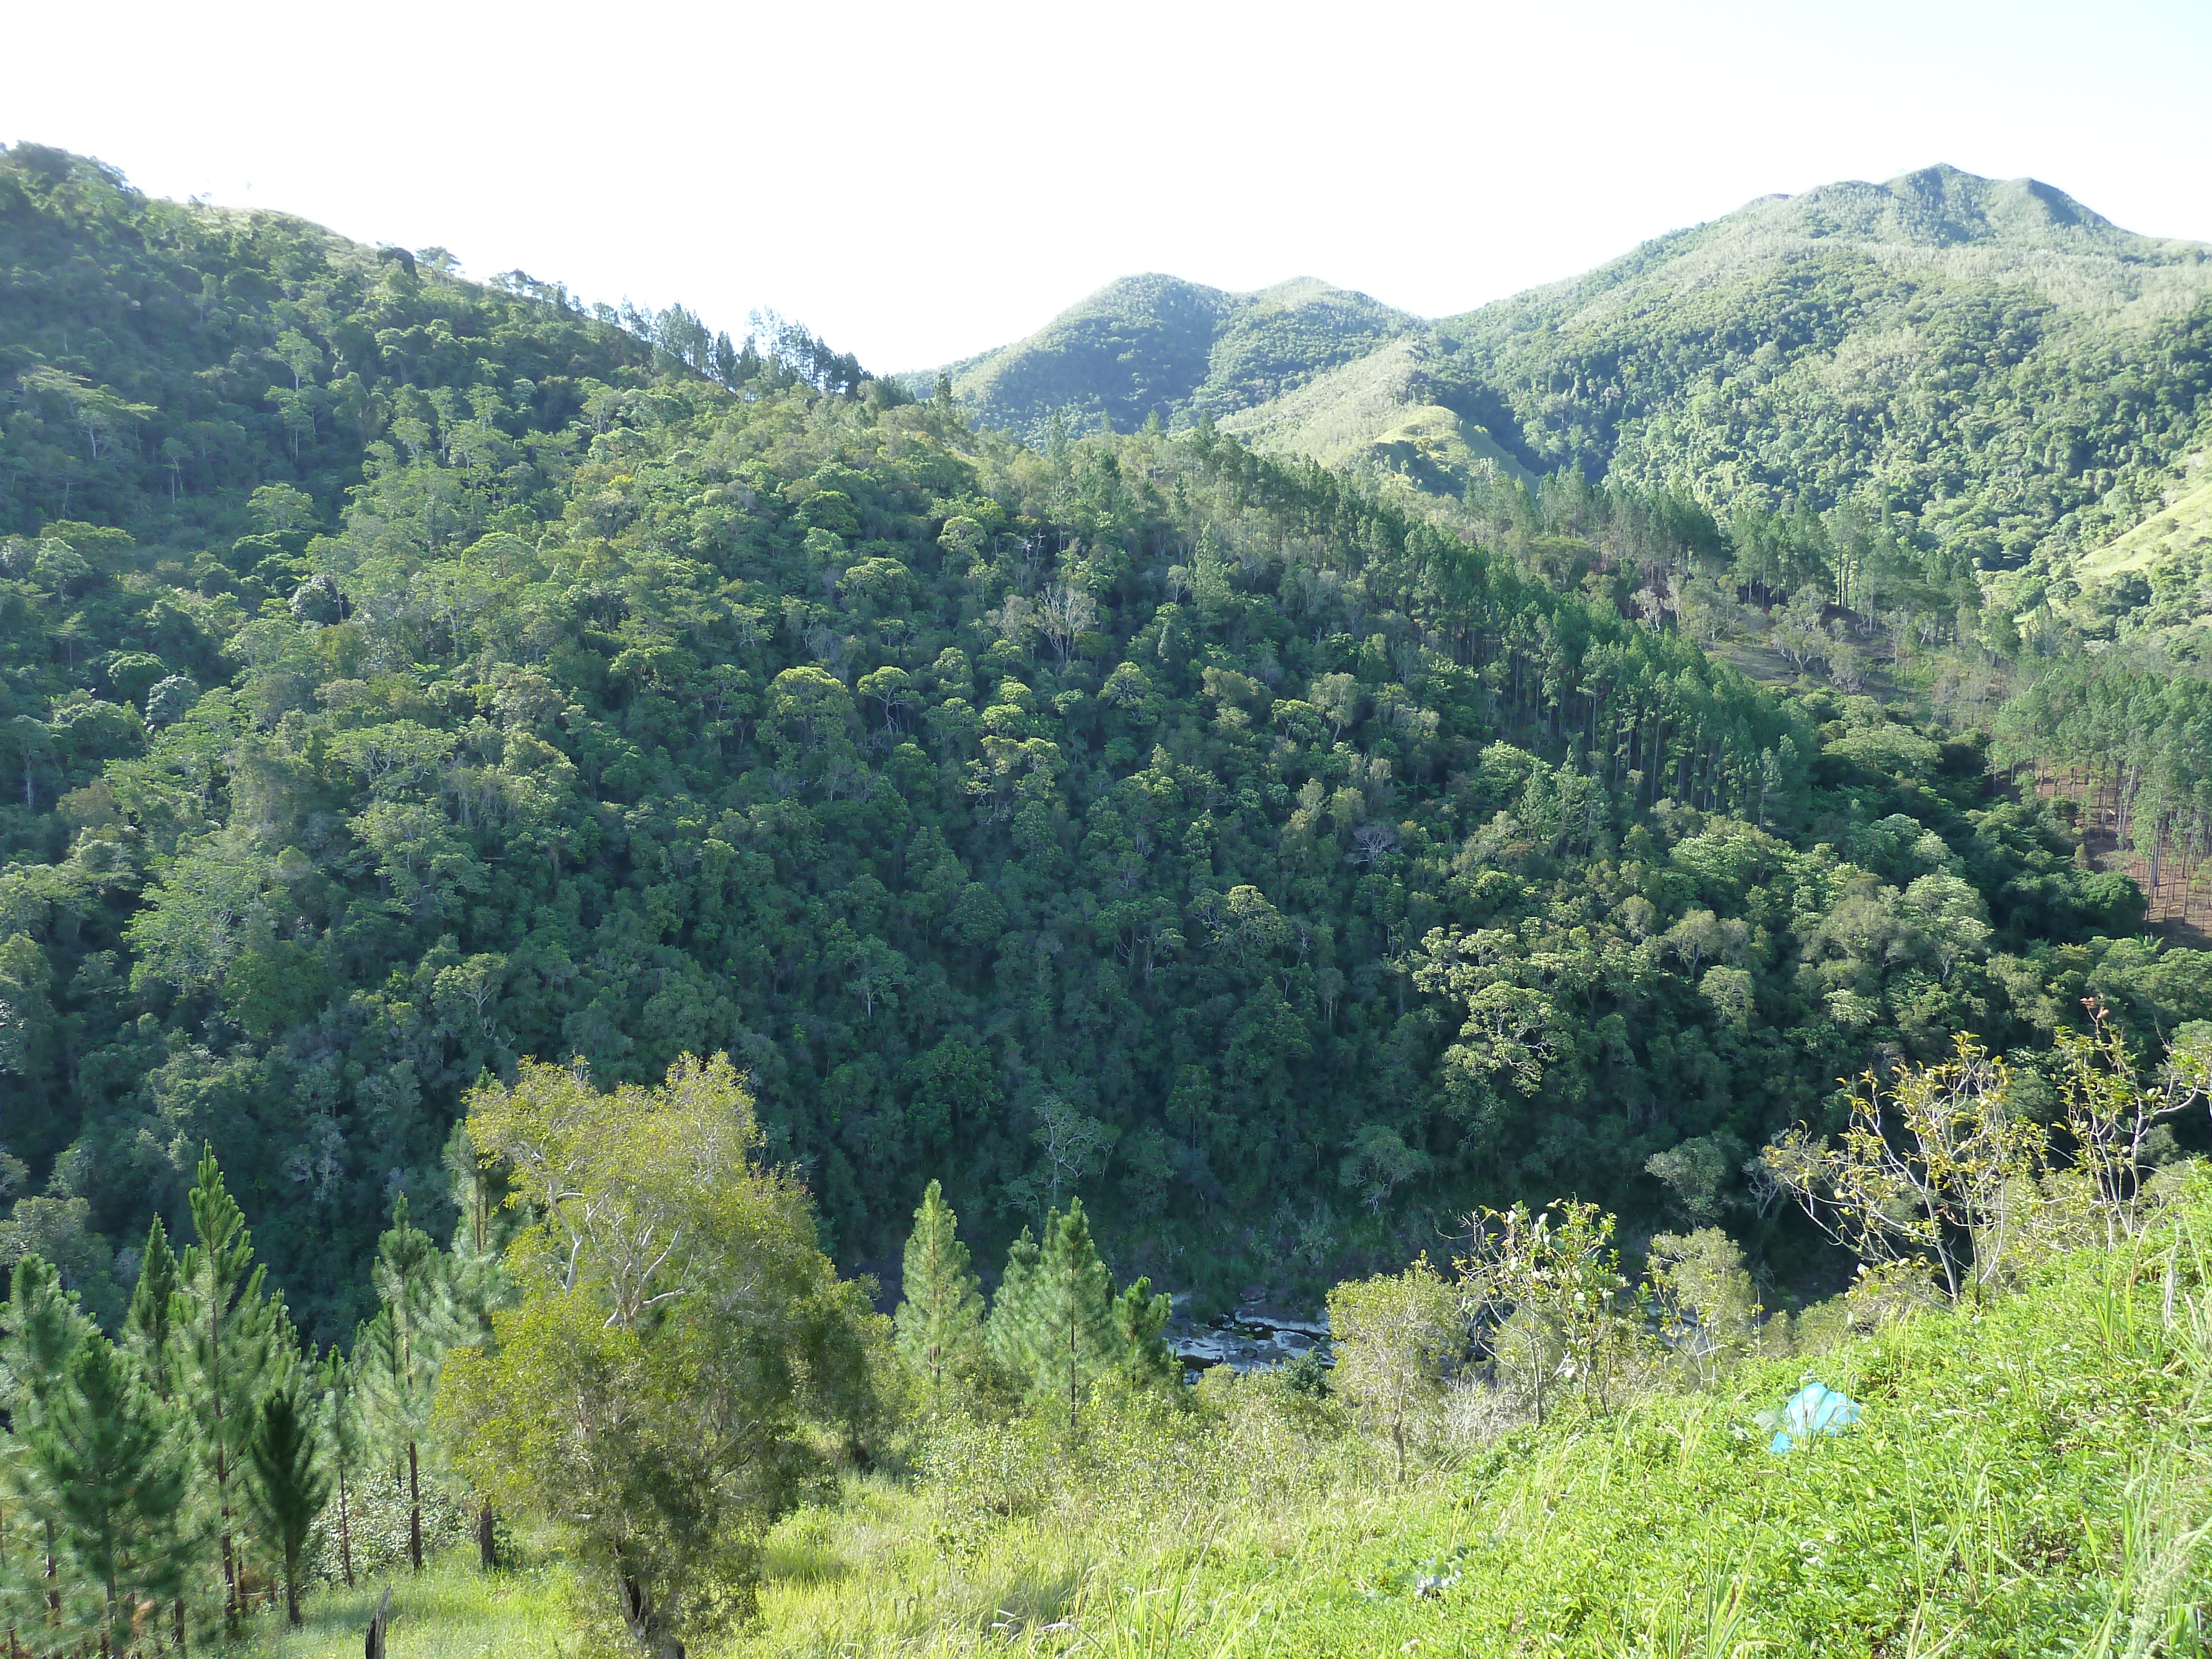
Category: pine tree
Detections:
[
  {"x1": 2, "y1": 1259, "x2": 93, "y2": 1650},
  {"x1": 242, "y1": 1384, "x2": 328, "y2": 1625},
  {"x1": 314, "y1": 1348, "x2": 363, "y2": 1589},
  {"x1": 995, "y1": 1200, "x2": 1120, "y2": 1430},
  {"x1": 1112, "y1": 1276, "x2": 1176, "y2": 1390},
  {"x1": 442, "y1": 1123, "x2": 510, "y2": 1571},
  {"x1": 173, "y1": 1146, "x2": 279, "y2": 1634},
  {"x1": 121, "y1": 1217, "x2": 212, "y2": 1654},
  {"x1": 121, "y1": 1218, "x2": 180, "y2": 1399},
  {"x1": 984, "y1": 1224, "x2": 1040, "y2": 1380},
  {"x1": 27, "y1": 1332, "x2": 189, "y2": 1658},
  {"x1": 892, "y1": 1181, "x2": 985, "y2": 1406},
  {"x1": 357, "y1": 1194, "x2": 463, "y2": 1572}
]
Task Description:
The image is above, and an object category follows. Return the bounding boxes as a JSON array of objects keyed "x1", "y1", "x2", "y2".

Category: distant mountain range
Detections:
[{"x1": 932, "y1": 166, "x2": 2212, "y2": 573}]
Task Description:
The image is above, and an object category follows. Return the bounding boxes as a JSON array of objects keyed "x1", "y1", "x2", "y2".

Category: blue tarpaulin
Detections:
[{"x1": 1762, "y1": 1382, "x2": 1863, "y2": 1452}]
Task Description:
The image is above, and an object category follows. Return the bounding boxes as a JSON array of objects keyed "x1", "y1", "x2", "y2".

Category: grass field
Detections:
[{"x1": 231, "y1": 1184, "x2": 2212, "y2": 1659}]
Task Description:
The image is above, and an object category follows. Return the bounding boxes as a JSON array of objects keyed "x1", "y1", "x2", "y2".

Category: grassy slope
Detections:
[
  {"x1": 740, "y1": 1186, "x2": 2212, "y2": 1658},
  {"x1": 2062, "y1": 462, "x2": 2212, "y2": 646},
  {"x1": 229, "y1": 1557, "x2": 570, "y2": 1659},
  {"x1": 222, "y1": 1184, "x2": 2212, "y2": 1659},
  {"x1": 2081, "y1": 473, "x2": 2212, "y2": 582},
  {"x1": 1216, "y1": 336, "x2": 1531, "y2": 497}
]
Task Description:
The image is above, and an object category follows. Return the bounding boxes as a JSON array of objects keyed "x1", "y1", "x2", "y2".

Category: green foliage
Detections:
[
  {"x1": 174, "y1": 1141, "x2": 284, "y2": 1632},
  {"x1": 2, "y1": 143, "x2": 2197, "y2": 1355},
  {"x1": 24, "y1": 1329, "x2": 191, "y2": 1651},
  {"x1": 986, "y1": 1199, "x2": 1126, "y2": 1430},
  {"x1": 356, "y1": 1192, "x2": 465, "y2": 1572},
  {"x1": 434, "y1": 1055, "x2": 884, "y2": 1658},
  {"x1": 737, "y1": 1168, "x2": 2212, "y2": 1658},
  {"x1": 940, "y1": 275, "x2": 1416, "y2": 442},
  {"x1": 243, "y1": 1382, "x2": 329, "y2": 1623},
  {"x1": 893, "y1": 1180, "x2": 987, "y2": 1405},
  {"x1": 1325, "y1": 1255, "x2": 1463, "y2": 1480}
]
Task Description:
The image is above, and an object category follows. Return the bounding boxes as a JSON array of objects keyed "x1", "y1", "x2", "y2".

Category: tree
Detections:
[
  {"x1": 1458, "y1": 1202, "x2": 1642, "y2": 1423},
  {"x1": 119, "y1": 1217, "x2": 197, "y2": 1650},
  {"x1": 120, "y1": 1218, "x2": 180, "y2": 1399},
  {"x1": 355, "y1": 1194, "x2": 462, "y2": 1573},
  {"x1": 26, "y1": 1331, "x2": 189, "y2": 1659},
  {"x1": 442, "y1": 1124, "x2": 512, "y2": 1571},
  {"x1": 986, "y1": 1199, "x2": 1128, "y2": 1431},
  {"x1": 242, "y1": 1384, "x2": 328, "y2": 1625},
  {"x1": 434, "y1": 1055, "x2": 881, "y2": 1659},
  {"x1": 1326, "y1": 1256, "x2": 1463, "y2": 1481},
  {"x1": 1111, "y1": 1277, "x2": 1175, "y2": 1391},
  {"x1": 2052, "y1": 1001, "x2": 2212, "y2": 1245},
  {"x1": 1764, "y1": 1037, "x2": 2046, "y2": 1303},
  {"x1": 313, "y1": 1348, "x2": 364, "y2": 1589},
  {"x1": 2, "y1": 1258, "x2": 95, "y2": 1645},
  {"x1": 172, "y1": 1148, "x2": 279, "y2": 1634},
  {"x1": 891, "y1": 1182, "x2": 985, "y2": 1407},
  {"x1": 1645, "y1": 1228, "x2": 1761, "y2": 1387}
]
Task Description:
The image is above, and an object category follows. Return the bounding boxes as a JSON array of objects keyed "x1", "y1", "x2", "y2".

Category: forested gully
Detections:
[{"x1": 5, "y1": 140, "x2": 2212, "y2": 1654}]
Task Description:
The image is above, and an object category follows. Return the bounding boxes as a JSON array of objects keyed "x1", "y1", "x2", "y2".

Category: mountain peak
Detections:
[
  {"x1": 941, "y1": 274, "x2": 1416, "y2": 440},
  {"x1": 1752, "y1": 163, "x2": 2130, "y2": 251}
]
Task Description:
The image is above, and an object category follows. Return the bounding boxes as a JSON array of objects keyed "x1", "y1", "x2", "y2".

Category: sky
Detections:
[{"x1": 9, "y1": 0, "x2": 2211, "y2": 373}]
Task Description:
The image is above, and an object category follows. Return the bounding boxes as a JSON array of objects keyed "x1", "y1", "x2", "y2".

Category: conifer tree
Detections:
[
  {"x1": 121, "y1": 1218, "x2": 180, "y2": 1399},
  {"x1": 28, "y1": 1332, "x2": 189, "y2": 1657},
  {"x1": 442, "y1": 1124, "x2": 510, "y2": 1570},
  {"x1": 892, "y1": 1181, "x2": 985, "y2": 1405},
  {"x1": 2, "y1": 1259, "x2": 93, "y2": 1646},
  {"x1": 173, "y1": 1147, "x2": 278, "y2": 1634},
  {"x1": 242, "y1": 1384, "x2": 328, "y2": 1625},
  {"x1": 118, "y1": 1217, "x2": 201, "y2": 1652},
  {"x1": 994, "y1": 1200, "x2": 1120, "y2": 1430},
  {"x1": 984, "y1": 1224, "x2": 1040, "y2": 1380},
  {"x1": 1112, "y1": 1276, "x2": 1176, "y2": 1390},
  {"x1": 314, "y1": 1347, "x2": 363, "y2": 1588},
  {"x1": 358, "y1": 1194, "x2": 463, "y2": 1572}
]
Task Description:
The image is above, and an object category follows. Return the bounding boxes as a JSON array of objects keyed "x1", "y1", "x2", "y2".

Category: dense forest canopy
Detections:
[{"x1": 3, "y1": 142, "x2": 2209, "y2": 1353}]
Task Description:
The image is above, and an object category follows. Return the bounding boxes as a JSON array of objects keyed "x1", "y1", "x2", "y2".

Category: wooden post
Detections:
[{"x1": 365, "y1": 1585, "x2": 393, "y2": 1659}]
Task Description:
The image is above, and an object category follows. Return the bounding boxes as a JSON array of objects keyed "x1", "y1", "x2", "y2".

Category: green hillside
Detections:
[
  {"x1": 1214, "y1": 335, "x2": 1531, "y2": 496},
  {"x1": 1421, "y1": 165, "x2": 2212, "y2": 568},
  {"x1": 11, "y1": 142, "x2": 2202, "y2": 1352},
  {"x1": 936, "y1": 275, "x2": 1416, "y2": 443},
  {"x1": 7, "y1": 140, "x2": 2212, "y2": 1659},
  {"x1": 941, "y1": 166, "x2": 2212, "y2": 579}
]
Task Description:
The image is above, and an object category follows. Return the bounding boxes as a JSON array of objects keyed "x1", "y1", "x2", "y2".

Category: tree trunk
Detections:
[
  {"x1": 477, "y1": 1504, "x2": 497, "y2": 1572},
  {"x1": 218, "y1": 1444, "x2": 238, "y2": 1631},
  {"x1": 408, "y1": 1439, "x2": 424, "y2": 1571},
  {"x1": 338, "y1": 1468, "x2": 355, "y2": 1587}
]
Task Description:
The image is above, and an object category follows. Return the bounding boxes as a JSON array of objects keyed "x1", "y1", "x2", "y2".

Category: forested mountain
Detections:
[
  {"x1": 939, "y1": 166, "x2": 2212, "y2": 576},
  {"x1": 931, "y1": 275, "x2": 1417, "y2": 445},
  {"x1": 4, "y1": 142, "x2": 2208, "y2": 1350}
]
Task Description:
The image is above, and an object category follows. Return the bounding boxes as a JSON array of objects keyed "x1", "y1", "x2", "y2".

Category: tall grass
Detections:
[
  {"x1": 242, "y1": 1192, "x2": 2212, "y2": 1659},
  {"x1": 223, "y1": 1553, "x2": 570, "y2": 1659},
  {"x1": 734, "y1": 1188, "x2": 2212, "y2": 1658}
]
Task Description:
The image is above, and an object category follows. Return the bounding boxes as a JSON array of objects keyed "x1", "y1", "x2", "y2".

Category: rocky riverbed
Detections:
[{"x1": 1165, "y1": 1292, "x2": 1332, "y2": 1377}]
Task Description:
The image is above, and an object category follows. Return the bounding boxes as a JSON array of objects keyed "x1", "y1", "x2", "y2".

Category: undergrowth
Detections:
[
  {"x1": 743, "y1": 1191, "x2": 2212, "y2": 1657},
  {"x1": 227, "y1": 1191, "x2": 2212, "y2": 1658}
]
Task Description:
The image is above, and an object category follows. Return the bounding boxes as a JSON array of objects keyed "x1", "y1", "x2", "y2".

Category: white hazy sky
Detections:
[{"x1": 9, "y1": 0, "x2": 2210, "y2": 372}]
